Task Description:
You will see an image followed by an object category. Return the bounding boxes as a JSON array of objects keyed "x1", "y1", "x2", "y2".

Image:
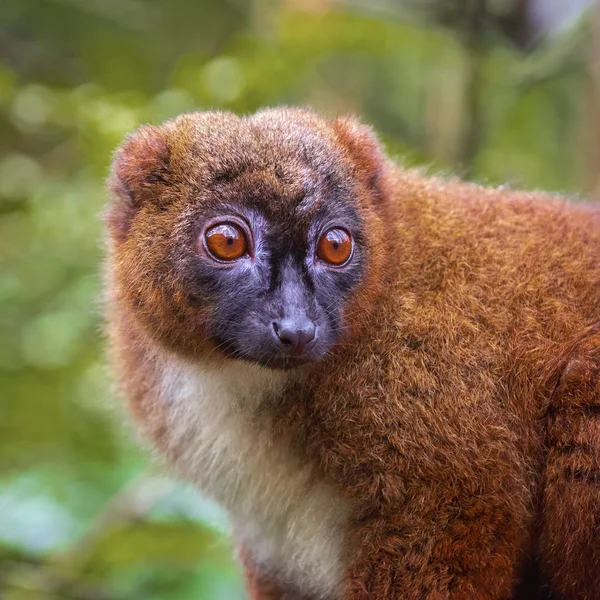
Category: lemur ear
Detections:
[
  {"x1": 331, "y1": 116, "x2": 387, "y2": 202},
  {"x1": 107, "y1": 124, "x2": 173, "y2": 242}
]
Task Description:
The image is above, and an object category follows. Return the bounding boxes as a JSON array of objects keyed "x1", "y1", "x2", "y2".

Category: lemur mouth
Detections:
[
  {"x1": 258, "y1": 354, "x2": 315, "y2": 370},
  {"x1": 209, "y1": 334, "x2": 322, "y2": 370}
]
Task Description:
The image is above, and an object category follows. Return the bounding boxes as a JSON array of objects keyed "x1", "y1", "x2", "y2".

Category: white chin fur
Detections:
[{"x1": 156, "y1": 354, "x2": 350, "y2": 599}]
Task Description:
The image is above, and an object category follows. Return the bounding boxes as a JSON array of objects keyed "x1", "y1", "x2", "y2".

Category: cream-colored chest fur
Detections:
[{"x1": 157, "y1": 355, "x2": 351, "y2": 598}]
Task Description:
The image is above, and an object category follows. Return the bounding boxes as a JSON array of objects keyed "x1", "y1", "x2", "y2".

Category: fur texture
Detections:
[{"x1": 105, "y1": 108, "x2": 600, "y2": 599}]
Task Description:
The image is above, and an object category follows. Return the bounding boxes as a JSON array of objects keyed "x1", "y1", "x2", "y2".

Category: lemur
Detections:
[{"x1": 104, "y1": 108, "x2": 600, "y2": 600}]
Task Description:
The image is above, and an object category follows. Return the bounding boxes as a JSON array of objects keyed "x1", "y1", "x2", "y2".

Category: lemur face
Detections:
[
  {"x1": 188, "y1": 171, "x2": 365, "y2": 369},
  {"x1": 107, "y1": 109, "x2": 386, "y2": 367}
]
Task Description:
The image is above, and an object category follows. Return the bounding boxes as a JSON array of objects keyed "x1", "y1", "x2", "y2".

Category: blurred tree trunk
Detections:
[
  {"x1": 497, "y1": 0, "x2": 530, "y2": 47},
  {"x1": 457, "y1": 0, "x2": 488, "y2": 176}
]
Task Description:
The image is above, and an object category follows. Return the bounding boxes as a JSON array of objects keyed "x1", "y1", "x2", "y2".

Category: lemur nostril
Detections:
[
  {"x1": 272, "y1": 317, "x2": 317, "y2": 354},
  {"x1": 272, "y1": 321, "x2": 292, "y2": 345}
]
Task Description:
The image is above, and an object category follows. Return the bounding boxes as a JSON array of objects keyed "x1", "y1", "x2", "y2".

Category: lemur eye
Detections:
[
  {"x1": 204, "y1": 222, "x2": 248, "y2": 261},
  {"x1": 317, "y1": 228, "x2": 353, "y2": 266}
]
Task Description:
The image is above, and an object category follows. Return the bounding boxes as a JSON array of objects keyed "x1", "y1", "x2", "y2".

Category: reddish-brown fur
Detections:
[{"x1": 105, "y1": 108, "x2": 600, "y2": 599}]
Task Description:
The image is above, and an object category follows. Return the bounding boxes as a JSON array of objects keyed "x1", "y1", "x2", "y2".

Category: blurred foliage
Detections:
[{"x1": 0, "y1": 0, "x2": 595, "y2": 597}]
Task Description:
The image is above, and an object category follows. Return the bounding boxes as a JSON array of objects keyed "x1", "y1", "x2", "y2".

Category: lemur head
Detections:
[{"x1": 106, "y1": 108, "x2": 390, "y2": 369}]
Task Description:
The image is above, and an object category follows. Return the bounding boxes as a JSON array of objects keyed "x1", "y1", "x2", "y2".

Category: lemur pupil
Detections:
[
  {"x1": 333, "y1": 242, "x2": 339, "y2": 250},
  {"x1": 227, "y1": 238, "x2": 233, "y2": 245}
]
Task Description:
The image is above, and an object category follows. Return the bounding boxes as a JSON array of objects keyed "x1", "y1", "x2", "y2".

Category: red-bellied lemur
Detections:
[{"x1": 105, "y1": 108, "x2": 600, "y2": 600}]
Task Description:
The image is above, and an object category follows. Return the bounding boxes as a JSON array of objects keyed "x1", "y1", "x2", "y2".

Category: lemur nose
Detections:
[{"x1": 272, "y1": 318, "x2": 316, "y2": 354}]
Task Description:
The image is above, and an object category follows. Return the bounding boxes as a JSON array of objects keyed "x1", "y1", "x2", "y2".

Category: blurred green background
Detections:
[{"x1": 0, "y1": 0, "x2": 597, "y2": 598}]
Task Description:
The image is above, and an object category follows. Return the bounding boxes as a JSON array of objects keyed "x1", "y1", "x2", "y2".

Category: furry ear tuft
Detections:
[
  {"x1": 331, "y1": 116, "x2": 387, "y2": 204},
  {"x1": 106, "y1": 125, "x2": 172, "y2": 242}
]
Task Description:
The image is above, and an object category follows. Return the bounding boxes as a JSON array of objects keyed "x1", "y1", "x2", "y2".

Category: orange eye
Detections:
[
  {"x1": 317, "y1": 228, "x2": 353, "y2": 266},
  {"x1": 204, "y1": 222, "x2": 248, "y2": 261}
]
